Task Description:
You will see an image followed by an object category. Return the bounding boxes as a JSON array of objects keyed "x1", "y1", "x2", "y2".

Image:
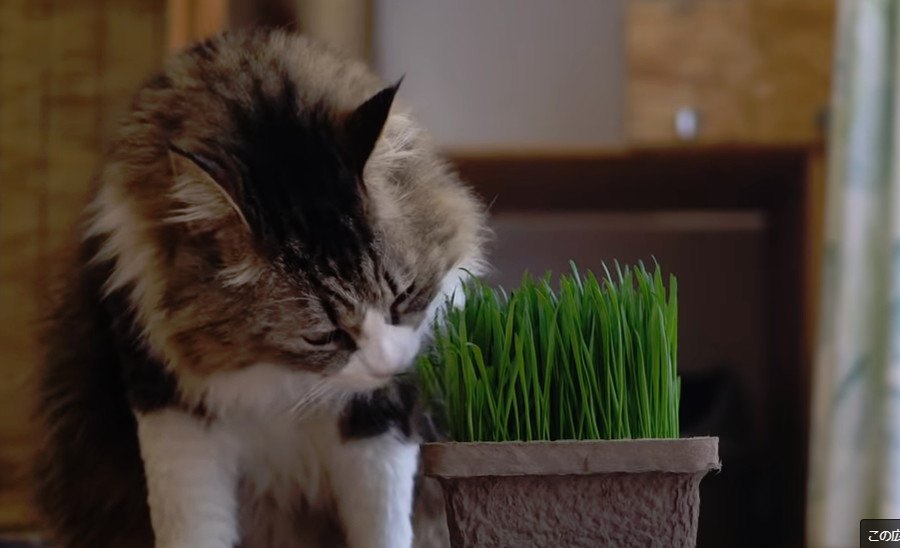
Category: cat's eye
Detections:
[{"x1": 303, "y1": 329, "x2": 356, "y2": 351}]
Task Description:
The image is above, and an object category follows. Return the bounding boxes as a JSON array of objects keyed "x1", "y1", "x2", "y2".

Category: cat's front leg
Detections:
[
  {"x1": 329, "y1": 433, "x2": 420, "y2": 548},
  {"x1": 136, "y1": 408, "x2": 240, "y2": 548}
]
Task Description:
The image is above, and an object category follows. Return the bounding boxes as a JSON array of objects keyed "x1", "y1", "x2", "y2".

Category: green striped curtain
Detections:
[{"x1": 807, "y1": 0, "x2": 899, "y2": 546}]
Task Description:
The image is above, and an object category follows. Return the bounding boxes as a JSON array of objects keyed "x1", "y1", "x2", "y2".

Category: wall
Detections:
[
  {"x1": 372, "y1": 0, "x2": 625, "y2": 149},
  {"x1": 372, "y1": 0, "x2": 834, "y2": 149}
]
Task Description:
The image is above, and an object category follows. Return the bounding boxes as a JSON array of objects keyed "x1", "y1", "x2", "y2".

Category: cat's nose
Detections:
[{"x1": 357, "y1": 310, "x2": 421, "y2": 377}]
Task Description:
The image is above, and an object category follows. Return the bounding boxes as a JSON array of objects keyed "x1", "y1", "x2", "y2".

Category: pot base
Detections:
[
  {"x1": 440, "y1": 471, "x2": 704, "y2": 548},
  {"x1": 424, "y1": 438, "x2": 719, "y2": 548}
]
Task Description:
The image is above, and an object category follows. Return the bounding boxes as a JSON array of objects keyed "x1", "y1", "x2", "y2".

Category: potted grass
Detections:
[{"x1": 417, "y1": 262, "x2": 720, "y2": 548}]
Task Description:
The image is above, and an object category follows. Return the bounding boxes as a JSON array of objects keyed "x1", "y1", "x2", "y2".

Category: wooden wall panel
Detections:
[
  {"x1": 0, "y1": 0, "x2": 165, "y2": 531},
  {"x1": 167, "y1": 0, "x2": 228, "y2": 51},
  {"x1": 628, "y1": 0, "x2": 836, "y2": 145},
  {"x1": 0, "y1": 2, "x2": 54, "y2": 512}
]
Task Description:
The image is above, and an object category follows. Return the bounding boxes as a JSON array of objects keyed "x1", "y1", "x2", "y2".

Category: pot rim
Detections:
[{"x1": 422, "y1": 436, "x2": 721, "y2": 478}]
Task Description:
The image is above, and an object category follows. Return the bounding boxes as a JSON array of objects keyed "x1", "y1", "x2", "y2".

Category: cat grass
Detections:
[{"x1": 417, "y1": 262, "x2": 680, "y2": 442}]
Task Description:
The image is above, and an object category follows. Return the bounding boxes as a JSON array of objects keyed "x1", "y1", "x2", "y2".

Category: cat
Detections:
[{"x1": 32, "y1": 30, "x2": 486, "y2": 548}]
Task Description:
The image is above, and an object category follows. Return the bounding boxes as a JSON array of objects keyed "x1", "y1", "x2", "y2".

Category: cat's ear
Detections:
[
  {"x1": 341, "y1": 78, "x2": 402, "y2": 174},
  {"x1": 167, "y1": 145, "x2": 250, "y2": 230}
]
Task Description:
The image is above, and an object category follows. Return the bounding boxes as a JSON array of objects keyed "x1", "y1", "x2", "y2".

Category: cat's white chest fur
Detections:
[
  {"x1": 230, "y1": 412, "x2": 339, "y2": 548},
  {"x1": 136, "y1": 364, "x2": 420, "y2": 548},
  {"x1": 230, "y1": 412, "x2": 331, "y2": 510}
]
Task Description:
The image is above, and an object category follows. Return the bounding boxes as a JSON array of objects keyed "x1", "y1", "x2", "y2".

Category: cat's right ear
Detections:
[{"x1": 167, "y1": 145, "x2": 250, "y2": 230}]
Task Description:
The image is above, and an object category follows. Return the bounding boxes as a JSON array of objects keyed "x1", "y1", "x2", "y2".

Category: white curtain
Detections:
[{"x1": 807, "y1": 0, "x2": 900, "y2": 546}]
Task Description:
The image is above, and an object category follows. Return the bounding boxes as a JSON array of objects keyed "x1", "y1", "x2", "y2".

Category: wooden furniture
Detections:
[{"x1": 628, "y1": 0, "x2": 835, "y2": 145}]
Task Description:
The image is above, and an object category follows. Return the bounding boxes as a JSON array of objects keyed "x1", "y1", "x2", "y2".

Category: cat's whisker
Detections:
[
  {"x1": 289, "y1": 385, "x2": 322, "y2": 419},
  {"x1": 288, "y1": 372, "x2": 400, "y2": 421},
  {"x1": 289, "y1": 379, "x2": 334, "y2": 420}
]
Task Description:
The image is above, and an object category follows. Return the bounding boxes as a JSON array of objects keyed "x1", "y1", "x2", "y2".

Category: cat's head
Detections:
[{"x1": 89, "y1": 32, "x2": 486, "y2": 397}]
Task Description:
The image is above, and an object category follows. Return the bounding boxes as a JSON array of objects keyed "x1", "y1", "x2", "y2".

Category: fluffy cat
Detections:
[{"x1": 33, "y1": 30, "x2": 486, "y2": 548}]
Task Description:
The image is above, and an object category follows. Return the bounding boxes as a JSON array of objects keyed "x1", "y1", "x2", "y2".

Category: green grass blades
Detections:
[{"x1": 416, "y1": 261, "x2": 681, "y2": 442}]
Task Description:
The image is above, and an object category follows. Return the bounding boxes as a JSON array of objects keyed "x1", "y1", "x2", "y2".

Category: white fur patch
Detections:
[
  {"x1": 338, "y1": 310, "x2": 422, "y2": 387},
  {"x1": 137, "y1": 409, "x2": 240, "y2": 548},
  {"x1": 85, "y1": 183, "x2": 153, "y2": 297},
  {"x1": 329, "y1": 435, "x2": 419, "y2": 548},
  {"x1": 191, "y1": 363, "x2": 327, "y2": 419},
  {"x1": 138, "y1": 393, "x2": 419, "y2": 548}
]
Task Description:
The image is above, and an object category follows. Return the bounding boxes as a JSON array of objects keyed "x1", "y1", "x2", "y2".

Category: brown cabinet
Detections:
[{"x1": 628, "y1": 0, "x2": 835, "y2": 145}]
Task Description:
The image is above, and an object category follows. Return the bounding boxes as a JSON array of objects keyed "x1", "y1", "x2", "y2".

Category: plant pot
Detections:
[{"x1": 422, "y1": 437, "x2": 720, "y2": 548}]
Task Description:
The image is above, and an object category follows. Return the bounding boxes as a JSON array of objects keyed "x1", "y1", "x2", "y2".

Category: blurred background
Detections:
[{"x1": 1, "y1": 1, "x2": 897, "y2": 547}]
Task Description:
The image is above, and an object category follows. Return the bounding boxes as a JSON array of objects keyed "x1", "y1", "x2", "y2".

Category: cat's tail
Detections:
[{"x1": 31, "y1": 235, "x2": 154, "y2": 548}]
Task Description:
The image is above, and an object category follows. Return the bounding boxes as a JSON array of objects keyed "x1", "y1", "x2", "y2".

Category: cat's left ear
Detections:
[
  {"x1": 167, "y1": 144, "x2": 251, "y2": 230},
  {"x1": 341, "y1": 78, "x2": 402, "y2": 174}
]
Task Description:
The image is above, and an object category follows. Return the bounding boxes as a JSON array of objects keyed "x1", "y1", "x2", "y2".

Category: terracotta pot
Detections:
[{"x1": 422, "y1": 437, "x2": 720, "y2": 548}]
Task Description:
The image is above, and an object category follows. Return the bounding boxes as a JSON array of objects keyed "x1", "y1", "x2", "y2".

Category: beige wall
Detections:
[{"x1": 372, "y1": 0, "x2": 625, "y2": 149}]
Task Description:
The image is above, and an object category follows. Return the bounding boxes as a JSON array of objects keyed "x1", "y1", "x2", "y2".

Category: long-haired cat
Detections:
[{"x1": 33, "y1": 30, "x2": 485, "y2": 548}]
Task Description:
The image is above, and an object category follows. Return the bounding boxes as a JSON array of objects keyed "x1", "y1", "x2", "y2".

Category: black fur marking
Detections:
[
  {"x1": 383, "y1": 269, "x2": 399, "y2": 296},
  {"x1": 317, "y1": 282, "x2": 355, "y2": 311},
  {"x1": 120, "y1": 333, "x2": 180, "y2": 414},
  {"x1": 316, "y1": 289, "x2": 341, "y2": 326},
  {"x1": 228, "y1": 75, "x2": 373, "y2": 276},
  {"x1": 393, "y1": 279, "x2": 439, "y2": 323},
  {"x1": 179, "y1": 73, "x2": 401, "y2": 285},
  {"x1": 339, "y1": 378, "x2": 417, "y2": 440},
  {"x1": 390, "y1": 282, "x2": 415, "y2": 325}
]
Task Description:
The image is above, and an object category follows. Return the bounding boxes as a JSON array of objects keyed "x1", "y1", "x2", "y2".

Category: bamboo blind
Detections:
[{"x1": 0, "y1": 0, "x2": 166, "y2": 530}]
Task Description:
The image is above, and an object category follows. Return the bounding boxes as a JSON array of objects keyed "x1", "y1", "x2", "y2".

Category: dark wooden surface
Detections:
[{"x1": 450, "y1": 146, "x2": 812, "y2": 211}]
